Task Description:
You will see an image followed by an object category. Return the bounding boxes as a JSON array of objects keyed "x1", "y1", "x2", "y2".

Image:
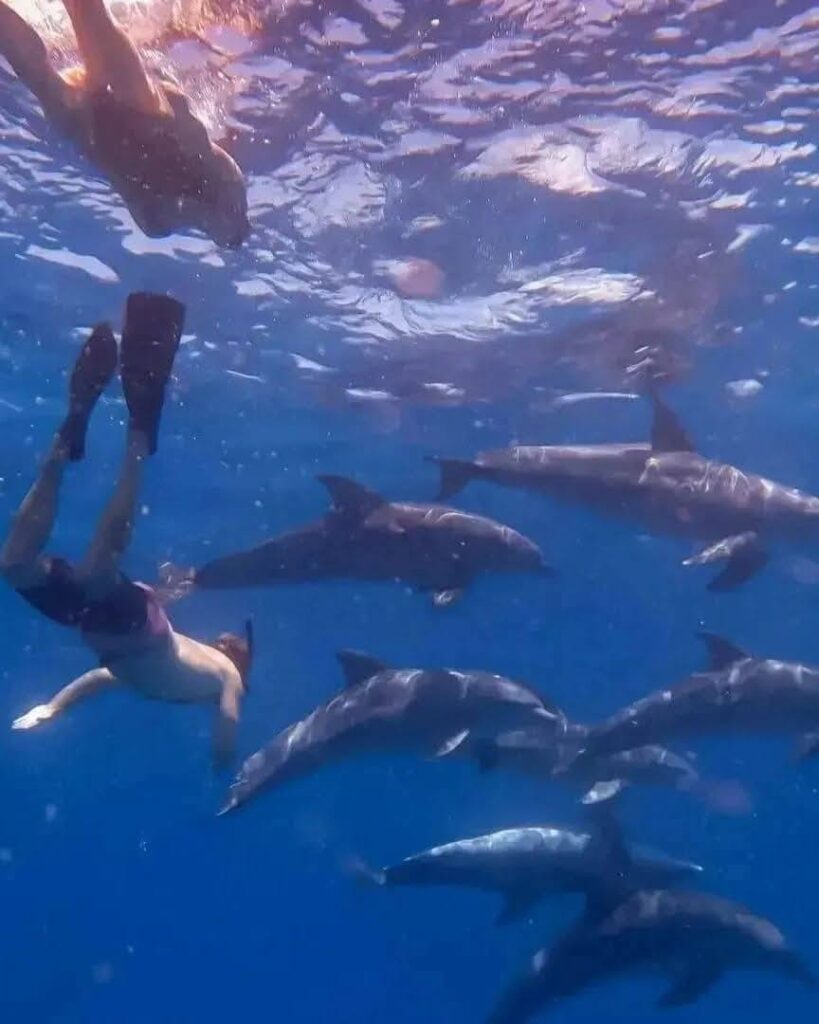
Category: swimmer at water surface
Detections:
[
  {"x1": 3, "y1": 292, "x2": 251, "y2": 767},
  {"x1": 0, "y1": 0, "x2": 250, "y2": 246}
]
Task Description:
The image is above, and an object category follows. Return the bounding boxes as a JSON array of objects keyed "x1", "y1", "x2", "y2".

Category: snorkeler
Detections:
[
  {"x1": 3, "y1": 292, "x2": 251, "y2": 767},
  {"x1": 0, "y1": 0, "x2": 250, "y2": 246}
]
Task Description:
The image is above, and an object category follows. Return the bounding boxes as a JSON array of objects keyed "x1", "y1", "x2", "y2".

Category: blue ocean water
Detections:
[{"x1": 3, "y1": 0, "x2": 819, "y2": 1020}]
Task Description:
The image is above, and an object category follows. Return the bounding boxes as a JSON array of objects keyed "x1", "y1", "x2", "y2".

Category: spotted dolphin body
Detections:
[
  {"x1": 219, "y1": 651, "x2": 564, "y2": 814},
  {"x1": 192, "y1": 475, "x2": 549, "y2": 605},
  {"x1": 469, "y1": 723, "x2": 701, "y2": 804},
  {"x1": 571, "y1": 633, "x2": 819, "y2": 769},
  {"x1": 357, "y1": 824, "x2": 702, "y2": 926},
  {"x1": 432, "y1": 395, "x2": 819, "y2": 589},
  {"x1": 488, "y1": 889, "x2": 815, "y2": 1024}
]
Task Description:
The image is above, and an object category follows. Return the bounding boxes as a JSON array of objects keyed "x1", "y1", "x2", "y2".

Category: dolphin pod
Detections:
[
  {"x1": 219, "y1": 650, "x2": 564, "y2": 814},
  {"x1": 487, "y1": 889, "x2": 815, "y2": 1024},
  {"x1": 193, "y1": 474, "x2": 550, "y2": 606},
  {"x1": 431, "y1": 394, "x2": 819, "y2": 590}
]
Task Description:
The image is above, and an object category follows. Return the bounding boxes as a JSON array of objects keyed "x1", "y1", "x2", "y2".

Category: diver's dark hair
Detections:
[{"x1": 213, "y1": 619, "x2": 254, "y2": 689}]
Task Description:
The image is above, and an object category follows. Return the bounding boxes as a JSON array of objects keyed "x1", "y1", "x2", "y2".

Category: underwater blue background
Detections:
[{"x1": 4, "y1": 0, "x2": 819, "y2": 1020}]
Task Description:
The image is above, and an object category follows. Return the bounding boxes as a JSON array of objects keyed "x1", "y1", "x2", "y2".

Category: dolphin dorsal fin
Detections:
[
  {"x1": 317, "y1": 475, "x2": 386, "y2": 518},
  {"x1": 336, "y1": 649, "x2": 390, "y2": 687},
  {"x1": 698, "y1": 632, "x2": 748, "y2": 671},
  {"x1": 650, "y1": 394, "x2": 696, "y2": 453}
]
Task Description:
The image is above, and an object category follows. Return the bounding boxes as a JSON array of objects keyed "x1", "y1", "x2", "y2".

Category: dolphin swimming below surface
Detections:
[
  {"x1": 353, "y1": 821, "x2": 702, "y2": 926},
  {"x1": 219, "y1": 650, "x2": 565, "y2": 814},
  {"x1": 471, "y1": 724, "x2": 751, "y2": 813},
  {"x1": 569, "y1": 632, "x2": 819, "y2": 769},
  {"x1": 488, "y1": 888, "x2": 815, "y2": 1023},
  {"x1": 432, "y1": 394, "x2": 819, "y2": 589},
  {"x1": 191, "y1": 474, "x2": 550, "y2": 606}
]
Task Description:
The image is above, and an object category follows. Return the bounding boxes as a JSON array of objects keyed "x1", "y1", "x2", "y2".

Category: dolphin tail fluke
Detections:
[
  {"x1": 426, "y1": 457, "x2": 474, "y2": 501},
  {"x1": 343, "y1": 855, "x2": 387, "y2": 888}
]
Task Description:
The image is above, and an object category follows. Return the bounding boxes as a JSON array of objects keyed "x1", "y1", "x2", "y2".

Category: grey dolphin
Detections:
[
  {"x1": 472, "y1": 724, "x2": 750, "y2": 813},
  {"x1": 488, "y1": 889, "x2": 815, "y2": 1023},
  {"x1": 219, "y1": 650, "x2": 565, "y2": 814},
  {"x1": 569, "y1": 632, "x2": 819, "y2": 770},
  {"x1": 431, "y1": 394, "x2": 819, "y2": 589},
  {"x1": 354, "y1": 821, "x2": 702, "y2": 926},
  {"x1": 468, "y1": 723, "x2": 702, "y2": 804},
  {"x1": 193, "y1": 475, "x2": 550, "y2": 606}
]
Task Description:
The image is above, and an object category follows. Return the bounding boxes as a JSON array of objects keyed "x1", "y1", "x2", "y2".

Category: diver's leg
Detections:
[
  {"x1": 78, "y1": 427, "x2": 147, "y2": 594},
  {"x1": 61, "y1": 0, "x2": 161, "y2": 112},
  {"x1": 0, "y1": 324, "x2": 117, "y2": 585},
  {"x1": 0, "y1": 1, "x2": 73, "y2": 114},
  {"x1": 78, "y1": 293, "x2": 184, "y2": 594}
]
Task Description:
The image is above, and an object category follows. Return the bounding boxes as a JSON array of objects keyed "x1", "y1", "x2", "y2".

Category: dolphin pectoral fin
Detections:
[
  {"x1": 794, "y1": 731, "x2": 819, "y2": 761},
  {"x1": 581, "y1": 778, "x2": 627, "y2": 805},
  {"x1": 495, "y1": 887, "x2": 541, "y2": 927},
  {"x1": 657, "y1": 966, "x2": 722, "y2": 1008},
  {"x1": 649, "y1": 394, "x2": 697, "y2": 453},
  {"x1": 432, "y1": 588, "x2": 464, "y2": 607},
  {"x1": 316, "y1": 475, "x2": 385, "y2": 518},
  {"x1": 336, "y1": 649, "x2": 390, "y2": 687},
  {"x1": 696, "y1": 631, "x2": 749, "y2": 671},
  {"x1": 426, "y1": 456, "x2": 474, "y2": 501},
  {"x1": 433, "y1": 729, "x2": 471, "y2": 758},
  {"x1": 683, "y1": 531, "x2": 768, "y2": 591}
]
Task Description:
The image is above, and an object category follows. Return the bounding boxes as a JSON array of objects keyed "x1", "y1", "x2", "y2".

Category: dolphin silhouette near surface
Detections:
[
  {"x1": 219, "y1": 650, "x2": 565, "y2": 814},
  {"x1": 191, "y1": 475, "x2": 550, "y2": 606},
  {"x1": 353, "y1": 818, "x2": 702, "y2": 926},
  {"x1": 488, "y1": 888, "x2": 815, "y2": 1023},
  {"x1": 432, "y1": 394, "x2": 819, "y2": 590},
  {"x1": 568, "y1": 632, "x2": 819, "y2": 771}
]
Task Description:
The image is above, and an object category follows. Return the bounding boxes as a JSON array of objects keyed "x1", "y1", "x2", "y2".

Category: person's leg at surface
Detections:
[
  {"x1": 0, "y1": 1, "x2": 75, "y2": 118},
  {"x1": 61, "y1": 0, "x2": 162, "y2": 112},
  {"x1": 78, "y1": 292, "x2": 185, "y2": 597},
  {"x1": 0, "y1": 324, "x2": 117, "y2": 588}
]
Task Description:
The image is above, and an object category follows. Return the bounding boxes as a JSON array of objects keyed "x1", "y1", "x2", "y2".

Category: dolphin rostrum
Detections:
[
  {"x1": 488, "y1": 888, "x2": 815, "y2": 1023},
  {"x1": 431, "y1": 394, "x2": 819, "y2": 589},
  {"x1": 353, "y1": 818, "x2": 701, "y2": 926},
  {"x1": 569, "y1": 632, "x2": 819, "y2": 770},
  {"x1": 192, "y1": 474, "x2": 550, "y2": 606},
  {"x1": 219, "y1": 650, "x2": 565, "y2": 814}
]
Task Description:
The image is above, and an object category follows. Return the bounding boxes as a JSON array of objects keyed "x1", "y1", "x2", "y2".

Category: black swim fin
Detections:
[
  {"x1": 120, "y1": 292, "x2": 185, "y2": 455},
  {"x1": 684, "y1": 531, "x2": 768, "y2": 591},
  {"x1": 59, "y1": 322, "x2": 118, "y2": 460},
  {"x1": 426, "y1": 457, "x2": 474, "y2": 501}
]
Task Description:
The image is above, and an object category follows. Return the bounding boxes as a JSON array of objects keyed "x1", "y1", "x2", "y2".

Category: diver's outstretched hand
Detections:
[{"x1": 12, "y1": 704, "x2": 55, "y2": 730}]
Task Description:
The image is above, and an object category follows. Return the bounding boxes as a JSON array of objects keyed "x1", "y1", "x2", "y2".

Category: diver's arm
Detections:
[
  {"x1": 212, "y1": 674, "x2": 243, "y2": 768},
  {"x1": 12, "y1": 667, "x2": 117, "y2": 729}
]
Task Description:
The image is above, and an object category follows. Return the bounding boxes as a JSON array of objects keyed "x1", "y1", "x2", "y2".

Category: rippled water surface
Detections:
[{"x1": 3, "y1": 1, "x2": 819, "y2": 1022}]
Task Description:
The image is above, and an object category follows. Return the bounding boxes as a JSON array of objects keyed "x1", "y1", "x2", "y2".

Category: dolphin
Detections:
[
  {"x1": 488, "y1": 888, "x2": 815, "y2": 1023},
  {"x1": 191, "y1": 474, "x2": 550, "y2": 606},
  {"x1": 431, "y1": 394, "x2": 819, "y2": 589},
  {"x1": 468, "y1": 723, "x2": 702, "y2": 804},
  {"x1": 353, "y1": 819, "x2": 702, "y2": 926},
  {"x1": 219, "y1": 650, "x2": 565, "y2": 814},
  {"x1": 471, "y1": 724, "x2": 750, "y2": 812},
  {"x1": 569, "y1": 632, "x2": 819, "y2": 770}
]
